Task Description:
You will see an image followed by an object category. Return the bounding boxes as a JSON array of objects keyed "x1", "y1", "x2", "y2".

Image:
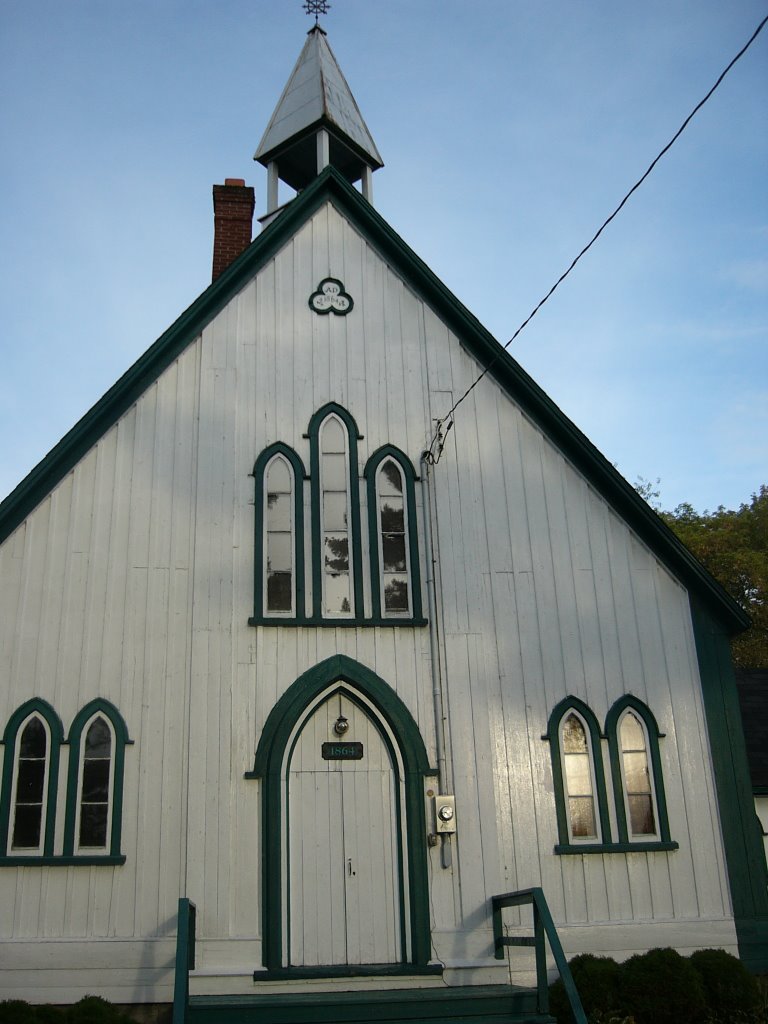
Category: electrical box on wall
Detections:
[{"x1": 434, "y1": 795, "x2": 456, "y2": 834}]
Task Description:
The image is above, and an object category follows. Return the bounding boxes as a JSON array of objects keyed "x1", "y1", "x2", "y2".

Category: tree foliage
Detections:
[{"x1": 637, "y1": 483, "x2": 767, "y2": 668}]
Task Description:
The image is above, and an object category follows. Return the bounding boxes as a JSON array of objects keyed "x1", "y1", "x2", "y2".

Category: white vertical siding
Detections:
[{"x1": 0, "y1": 199, "x2": 737, "y2": 998}]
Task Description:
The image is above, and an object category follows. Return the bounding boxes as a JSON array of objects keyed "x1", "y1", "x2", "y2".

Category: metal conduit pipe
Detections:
[{"x1": 420, "y1": 451, "x2": 452, "y2": 868}]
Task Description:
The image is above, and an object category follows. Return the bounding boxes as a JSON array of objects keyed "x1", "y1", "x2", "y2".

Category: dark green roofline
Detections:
[{"x1": 0, "y1": 168, "x2": 749, "y2": 634}]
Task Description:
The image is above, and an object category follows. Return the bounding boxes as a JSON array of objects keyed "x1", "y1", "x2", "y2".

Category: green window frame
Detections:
[
  {"x1": 605, "y1": 695, "x2": 676, "y2": 848},
  {"x1": 364, "y1": 445, "x2": 425, "y2": 624},
  {"x1": 308, "y1": 403, "x2": 365, "y2": 623},
  {"x1": 0, "y1": 699, "x2": 63, "y2": 862},
  {"x1": 545, "y1": 697, "x2": 612, "y2": 853},
  {"x1": 249, "y1": 443, "x2": 307, "y2": 625},
  {"x1": 63, "y1": 699, "x2": 131, "y2": 864},
  {"x1": 251, "y1": 407, "x2": 426, "y2": 628}
]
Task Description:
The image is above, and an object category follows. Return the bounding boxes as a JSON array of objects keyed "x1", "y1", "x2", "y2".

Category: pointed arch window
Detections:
[
  {"x1": 252, "y1": 407, "x2": 426, "y2": 627},
  {"x1": 309, "y1": 404, "x2": 364, "y2": 621},
  {"x1": 63, "y1": 699, "x2": 131, "y2": 863},
  {"x1": 606, "y1": 696, "x2": 675, "y2": 847},
  {"x1": 365, "y1": 446, "x2": 424, "y2": 623},
  {"x1": 544, "y1": 697, "x2": 612, "y2": 852},
  {"x1": 0, "y1": 700, "x2": 63, "y2": 860},
  {"x1": 250, "y1": 443, "x2": 307, "y2": 624}
]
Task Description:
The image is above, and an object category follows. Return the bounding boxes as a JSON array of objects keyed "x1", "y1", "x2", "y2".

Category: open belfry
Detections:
[{"x1": 1, "y1": 6, "x2": 765, "y2": 1023}]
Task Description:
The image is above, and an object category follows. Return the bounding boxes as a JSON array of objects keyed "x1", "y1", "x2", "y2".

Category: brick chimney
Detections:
[{"x1": 211, "y1": 178, "x2": 255, "y2": 281}]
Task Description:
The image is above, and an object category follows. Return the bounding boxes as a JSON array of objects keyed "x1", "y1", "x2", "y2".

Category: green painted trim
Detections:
[
  {"x1": 0, "y1": 166, "x2": 746, "y2": 634},
  {"x1": 245, "y1": 654, "x2": 434, "y2": 970},
  {"x1": 0, "y1": 699, "x2": 64, "y2": 858},
  {"x1": 691, "y1": 600, "x2": 768, "y2": 969},
  {"x1": 248, "y1": 617, "x2": 428, "y2": 628},
  {"x1": 173, "y1": 898, "x2": 196, "y2": 1024},
  {"x1": 544, "y1": 697, "x2": 612, "y2": 847},
  {"x1": 308, "y1": 403, "x2": 364, "y2": 621},
  {"x1": 252, "y1": 443, "x2": 307, "y2": 623},
  {"x1": 554, "y1": 841, "x2": 679, "y2": 855},
  {"x1": 364, "y1": 445, "x2": 424, "y2": 623},
  {"x1": 254, "y1": 963, "x2": 442, "y2": 981},
  {"x1": 0, "y1": 855, "x2": 126, "y2": 866},
  {"x1": 605, "y1": 695, "x2": 673, "y2": 845},
  {"x1": 492, "y1": 888, "x2": 587, "y2": 1023},
  {"x1": 63, "y1": 699, "x2": 131, "y2": 859}
]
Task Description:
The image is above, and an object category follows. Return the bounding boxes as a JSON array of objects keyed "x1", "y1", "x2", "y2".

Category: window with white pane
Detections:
[
  {"x1": 617, "y1": 711, "x2": 657, "y2": 837},
  {"x1": 606, "y1": 696, "x2": 673, "y2": 847},
  {"x1": 253, "y1": 406, "x2": 424, "y2": 626},
  {"x1": 560, "y1": 711, "x2": 600, "y2": 842},
  {"x1": 251, "y1": 443, "x2": 306, "y2": 624},
  {"x1": 319, "y1": 414, "x2": 354, "y2": 616},
  {"x1": 265, "y1": 454, "x2": 295, "y2": 615},
  {"x1": 10, "y1": 715, "x2": 51, "y2": 854},
  {"x1": 75, "y1": 715, "x2": 114, "y2": 851},
  {"x1": 377, "y1": 459, "x2": 410, "y2": 615}
]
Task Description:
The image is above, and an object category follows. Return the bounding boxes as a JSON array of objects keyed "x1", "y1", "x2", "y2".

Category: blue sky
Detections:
[{"x1": 1, "y1": 1, "x2": 766, "y2": 512}]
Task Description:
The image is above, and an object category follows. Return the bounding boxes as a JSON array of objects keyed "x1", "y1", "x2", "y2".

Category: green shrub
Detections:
[
  {"x1": 549, "y1": 953, "x2": 622, "y2": 1023},
  {"x1": 619, "y1": 948, "x2": 706, "y2": 1024},
  {"x1": 0, "y1": 1003, "x2": 42, "y2": 1024},
  {"x1": 65, "y1": 999, "x2": 132, "y2": 1024},
  {"x1": 689, "y1": 948, "x2": 760, "y2": 1018}
]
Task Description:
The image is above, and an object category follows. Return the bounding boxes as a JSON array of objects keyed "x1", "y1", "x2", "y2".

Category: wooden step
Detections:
[{"x1": 188, "y1": 984, "x2": 556, "y2": 1024}]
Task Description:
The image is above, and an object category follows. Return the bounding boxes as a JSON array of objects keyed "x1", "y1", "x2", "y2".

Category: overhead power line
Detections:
[{"x1": 425, "y1": 11, "x2": 768, "y2": 466}]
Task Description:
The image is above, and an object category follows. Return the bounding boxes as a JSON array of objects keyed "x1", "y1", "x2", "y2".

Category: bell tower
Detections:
[{"x1": 254, "y1": 25, "x2": 383, "y2": 218}]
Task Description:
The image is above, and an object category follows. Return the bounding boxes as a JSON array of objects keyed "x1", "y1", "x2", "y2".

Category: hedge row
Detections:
[
  {"x1": 0, "y1": 997, "x2": 135, "y2": 1024},
  {"x1": 549, "y1": 947, "x2": 765, "y2": 1024}
]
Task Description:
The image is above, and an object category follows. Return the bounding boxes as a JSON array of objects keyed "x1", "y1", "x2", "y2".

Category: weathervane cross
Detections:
[{"x1": 303, "y1": 0, "x2": 331, "y2": 25}]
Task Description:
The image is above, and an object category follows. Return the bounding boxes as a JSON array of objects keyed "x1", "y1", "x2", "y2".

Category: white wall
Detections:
[{"x1": 0, "y1": 199, "x2": 738, "y2": 1000}]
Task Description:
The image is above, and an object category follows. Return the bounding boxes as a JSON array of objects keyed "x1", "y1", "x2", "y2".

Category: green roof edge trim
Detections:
[{"x1": 0, "y1": 168, "x2": 748, "y2": 633}]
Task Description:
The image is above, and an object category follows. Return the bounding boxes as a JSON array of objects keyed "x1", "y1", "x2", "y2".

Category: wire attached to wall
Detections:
[{"x1": 424, "y1": 12, "x2": 768, "y2": 466}]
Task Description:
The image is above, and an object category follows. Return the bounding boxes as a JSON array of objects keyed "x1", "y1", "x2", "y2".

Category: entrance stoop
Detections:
[{"x1": 187, "y1": 984, "x2": 556, "y2": 1024}]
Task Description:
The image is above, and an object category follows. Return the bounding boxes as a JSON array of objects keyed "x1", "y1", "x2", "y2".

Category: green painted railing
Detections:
[
  {"x1": 491, "y1": 887, "x2": 586, "y2": 1024},
  {"x1": 172, "y1": 898, "x2": 197, "y2": 1024}
]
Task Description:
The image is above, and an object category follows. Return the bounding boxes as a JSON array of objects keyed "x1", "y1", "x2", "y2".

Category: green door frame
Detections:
[{"x1": 246, "y1": 654, "x2": 436, "y2": 971}]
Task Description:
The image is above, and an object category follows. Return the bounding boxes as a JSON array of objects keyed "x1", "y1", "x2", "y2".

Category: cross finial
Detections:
[{"x1": 303, "y1": 0, "x2": 330, "y2": 25}]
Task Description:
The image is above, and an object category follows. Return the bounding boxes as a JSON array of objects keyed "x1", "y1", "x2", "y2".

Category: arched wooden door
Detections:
[{"x1": 286, "y1": 691, "x2": 404, "y2": 966}]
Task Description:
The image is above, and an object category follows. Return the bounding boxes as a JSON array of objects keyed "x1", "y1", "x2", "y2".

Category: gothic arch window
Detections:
[
  {"x1": 251, "y1": 408, "x2": 426, "y2": 627},
  {"x1": 544, "y1": 697, "x2": 612, "y2": 852},
  {"x1": 308, "y1": 404, "x2": 364, "y2": 621},
  {"x1": 0, "y1": 700, "x2": 63, "y2": 859},
  {"x1": 606, "y1": 696, "x2": 674, "y2": 846},
  {"x1": 251, "y1": 443, "x2": 307, "y2": 623},
  {"x1": 63, "y1": 699, "x2": 131, "y2": 863},
  {"x1": 364, "y1": 446, "x2": 423, "y2": 622}
]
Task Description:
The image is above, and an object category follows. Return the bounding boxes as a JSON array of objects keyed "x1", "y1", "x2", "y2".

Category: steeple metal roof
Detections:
[{"x1": 254, "y1": 27, "x2": 383, "y2": 188}]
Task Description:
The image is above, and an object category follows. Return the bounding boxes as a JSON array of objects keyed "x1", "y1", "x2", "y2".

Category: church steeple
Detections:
[{"x1": 254, "y1": 26, "x2": 383, "y2": 215}]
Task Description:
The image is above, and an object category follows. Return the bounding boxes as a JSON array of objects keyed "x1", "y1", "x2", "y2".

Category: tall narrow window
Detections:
[
  {"x1": 77, "y1": 716, "x2": 113, "y2": 849},
  {"x1": 320, "y1": 415, "x2": 353, "y2": 616},
  {"x1": 11, "y1": 716, "x2": 50, "y2": 852},
  {"x1": 265, "y1": 454, "x2": 294, "y2": 615},
  {"x1": 377, "y1": 460, "x2": 410, "y2": 615},
  {"x1": 561, "y1": 713, "x2": 598, "y2": 841},
  {"x1": 619, "y1": 712, "x2": 656, "y2": 837},
  {"x1": 606, "y1": 696, "x2": 675, "y2": 848},
  {"x1": 0, "y1": 700, "x2": 62, "y2": 861},
  {"x1": 364, "y1": 445, "x2": 424, "y2": 623},
  {"x1": 545, "y1": 697, "x2": 611, "y2": 852},
  {"x1": 251, "y1": 443, "x2": 306, "y2": 624},
  {"x1": 309, "y1": 404, "x2": 364, "y2": 621},
  {"x1": 63, "y1": 699, "x2": 131, "y2": 863}
]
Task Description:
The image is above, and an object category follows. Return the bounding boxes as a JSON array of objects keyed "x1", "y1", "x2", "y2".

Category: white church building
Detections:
[{"x1": 1, "y1": 23, "x2": 765, "y2": 1024}]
